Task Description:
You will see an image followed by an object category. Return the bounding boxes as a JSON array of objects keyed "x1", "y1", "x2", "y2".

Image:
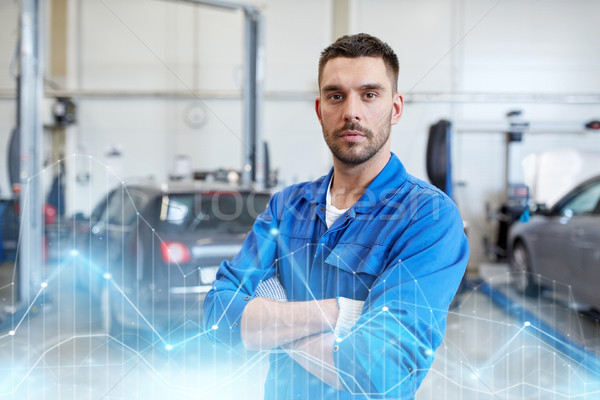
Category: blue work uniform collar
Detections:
[{"x1": 303, "y1": 152, "x2": 409, "y2": 215}]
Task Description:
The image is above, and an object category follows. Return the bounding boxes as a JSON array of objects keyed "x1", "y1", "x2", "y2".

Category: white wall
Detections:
[
  {"x1": 0, "y1": 1, "x2": 19, "y2": 198},
  {"x1": 2, "y1": 0, "x2": 600, "y2": 266}
]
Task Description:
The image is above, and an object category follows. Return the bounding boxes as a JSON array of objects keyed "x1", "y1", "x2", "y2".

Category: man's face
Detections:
[{"x1": 316, "y1": 57, "x2": 403, "y2": 166}]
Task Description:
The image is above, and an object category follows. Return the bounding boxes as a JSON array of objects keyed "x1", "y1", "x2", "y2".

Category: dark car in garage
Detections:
[
  {"x1": 75, "y1": 181, "x2": 271, "y2": 343},
  {"x1": 508, "y1": 175, "x2": 600, "y2": 310}
]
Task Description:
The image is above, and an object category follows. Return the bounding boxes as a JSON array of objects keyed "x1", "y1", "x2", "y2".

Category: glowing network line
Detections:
[
  {"x1": 1, "y1": 244, "x2": 599, "y2": 398},
  {"x1": 2, "y1": 153, "x2": 600, "y2": 398}
]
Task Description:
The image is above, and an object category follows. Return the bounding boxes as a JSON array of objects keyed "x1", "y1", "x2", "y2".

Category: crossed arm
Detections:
[
  {"x1": 240, "y1": 296, "x2": 343, "y2": 389},
  {"x1": 240, "y1": 297, "x2": 338, "y2": 350}
]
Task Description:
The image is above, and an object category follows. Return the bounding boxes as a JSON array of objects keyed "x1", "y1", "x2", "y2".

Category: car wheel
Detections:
[
  {"x1": 101, "y1": 278, "x2": 156, "y2": 352},
  {"x1": 510, "y1": 242, "x2": 541, "y2": 297}
]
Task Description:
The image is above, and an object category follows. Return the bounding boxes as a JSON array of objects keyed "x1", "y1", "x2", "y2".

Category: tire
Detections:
[
  {"x1": 510, "y1": 241, "x2": 541, "y2": 297},
  {"x1": 101, "y1": 278, "x2": 156, "y2": 352}
]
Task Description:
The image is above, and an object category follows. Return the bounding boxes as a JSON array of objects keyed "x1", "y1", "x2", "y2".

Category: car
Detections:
[
  {"x1": 508, "y1": 175, "x2": 600, "y2": 310},
  {"x1": 74, "y1": 181, "x2": 271, "y2": 343}
]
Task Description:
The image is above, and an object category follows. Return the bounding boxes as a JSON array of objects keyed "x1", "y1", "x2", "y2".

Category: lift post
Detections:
[
  {"x1": 166, "y1": 0, "x2": 265, "y2": 188},
  {"x1": 17, "y1": 0, "x2": 45, "y2": 302}
]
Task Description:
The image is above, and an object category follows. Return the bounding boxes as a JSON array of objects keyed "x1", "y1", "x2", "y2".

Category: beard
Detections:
[{"x1": 323, "y1": 119, "x2": 391, "y2": 166}]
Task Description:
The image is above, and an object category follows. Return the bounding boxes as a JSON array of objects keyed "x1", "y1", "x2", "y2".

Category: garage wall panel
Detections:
[
  {"x1": 0, "y1": 3, "x2": 18, "y2": 196},
  {"x1": 262, "y1": 99, "x2": 330, "y2": 186},
  {"x1": 168, "y1": 99, "x2": 243, "y2": 173},
  {"x1": 354, "y1": 0, "x2": 456, "y2": 93},
  {"x1": 461, "y1": 0, "x2": 600, "y2": 93},
  {"x1": 0, "y1": 2, "x2": 18, "y2": 90},
  {"x1": 79, "y1": 0, "x2": 243, "y2": 92},
  {"x1": 260, "y1": 0, "x2": 332, "y2": 93},
  {"x1": 0, "y1": 103, "x2": 16, "y2": 197}
]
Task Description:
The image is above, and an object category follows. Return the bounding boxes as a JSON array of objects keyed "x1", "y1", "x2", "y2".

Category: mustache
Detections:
[{"x1": 333, "y1": 122, "x2": 372, "y2": 137}]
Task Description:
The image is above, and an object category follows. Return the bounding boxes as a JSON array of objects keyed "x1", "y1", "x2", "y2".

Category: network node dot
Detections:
[
  {"x1": 335, "y1": 337, "x2": 343, "y2": 343},
  {"x1": 41, "y1": 282, "x2": 48, "y2": 288},
  {"x1": 165, "y1": 344, "x2": 173, "y2": 351},
  {"x1": 9, "y1": 331, "x2": 15, "y2": 336},
  {"x1": 524, "y1": 321, "x2": 531, "y2": 327},
  {"x1": 70, "y1": 249, "x2": 79, "y2": 257},
  {"x1": 382, "y1": 306, "x2": 389, "y2": 312},
  {"x1": 103, "y1": 273, "x2": 112, "y2": 280},
  {"x1": 212, "y1": 325, "x2": 218, "y2": 330}
]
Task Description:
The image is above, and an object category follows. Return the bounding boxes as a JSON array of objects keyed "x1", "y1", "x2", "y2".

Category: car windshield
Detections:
[
  {"x1": 158, "y1": 191, "x2": 270, "y2": 234},
  {"x1": 560, "y1": 180, "x2": 600, "y2": 216}
]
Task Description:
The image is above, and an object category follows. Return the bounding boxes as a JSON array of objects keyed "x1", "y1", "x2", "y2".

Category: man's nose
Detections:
[{"x1": 343, "y1": 95, "x2": 361, "y2": 122}]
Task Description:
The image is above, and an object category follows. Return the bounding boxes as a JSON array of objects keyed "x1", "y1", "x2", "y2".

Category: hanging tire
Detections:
[{"x1": 510, "y1": 241, "x2": 541, "y2": 297}]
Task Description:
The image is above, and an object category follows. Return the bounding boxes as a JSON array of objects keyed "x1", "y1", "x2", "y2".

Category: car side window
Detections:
[
  {"x1": 165, "y1": 196, "x2": 192, "y2": 226},
  {"x1": 102, "y1": 188, "x2": 148, "y2": 226},
  {"x1": 560, "y1": 182, "x2": 600, "y2": 216}
]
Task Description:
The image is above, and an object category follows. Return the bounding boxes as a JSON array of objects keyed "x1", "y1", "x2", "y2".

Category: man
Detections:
[{"x1": 204, "y1": 33, "x2": 469, "y2": 399}]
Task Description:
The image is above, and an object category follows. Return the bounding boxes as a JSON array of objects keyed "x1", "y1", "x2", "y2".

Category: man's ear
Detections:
[
  {"x1": 315, "y1": 96, "x2": 323, "y2": 125},
  {"x1": 391, "y1": 93, "x2": 403, "y2": 125}
]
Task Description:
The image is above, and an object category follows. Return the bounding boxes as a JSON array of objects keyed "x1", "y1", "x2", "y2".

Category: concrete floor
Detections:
[
  {"x1": 0, "y1": 261, "x2": 598, "y2": 399},
  {"x1": 419, "y1": 265, "x2": 600, "y2": 400}
]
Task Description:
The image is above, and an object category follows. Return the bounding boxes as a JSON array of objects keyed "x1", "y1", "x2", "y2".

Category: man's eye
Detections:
[
  {"x1": 329, "y1": 94, "x2": 343, "y2": 101},
  {"x1": 364, "y1": 93, "x2": 376, "y2": 99}
]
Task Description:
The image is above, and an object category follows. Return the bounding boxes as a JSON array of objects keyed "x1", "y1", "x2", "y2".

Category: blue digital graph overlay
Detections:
[{"x1": 0, "y1": 155, "x2": 598, "y2": 399}]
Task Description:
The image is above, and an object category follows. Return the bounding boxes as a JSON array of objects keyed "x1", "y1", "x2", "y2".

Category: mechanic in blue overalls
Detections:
[{"x1": 204, "y1": 33, "x2": 469, "y2": 400}]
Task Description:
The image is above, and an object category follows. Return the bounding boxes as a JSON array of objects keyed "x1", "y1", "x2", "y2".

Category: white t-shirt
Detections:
[{"x1": 325, "y1": 177, "x2": 350, "y2": 229}]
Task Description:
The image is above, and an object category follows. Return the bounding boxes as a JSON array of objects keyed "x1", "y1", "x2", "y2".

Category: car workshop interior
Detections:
[{"x1": 1, "y1": 0, "x2": 599, "y2": 399}]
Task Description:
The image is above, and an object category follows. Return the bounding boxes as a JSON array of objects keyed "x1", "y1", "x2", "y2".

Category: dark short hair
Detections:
[{"x1": 318, "y1": 33, "x2": 399, "y2": 92}]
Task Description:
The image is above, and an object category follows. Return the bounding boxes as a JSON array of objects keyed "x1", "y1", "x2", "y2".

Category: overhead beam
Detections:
[{"x1": 165, "y1": 0, "x2": 254, "y2": 12}]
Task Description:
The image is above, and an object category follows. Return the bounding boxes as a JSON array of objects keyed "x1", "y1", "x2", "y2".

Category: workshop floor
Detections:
[{"x1": 0, "y1": 261, "x2": 598, "y2": 399}]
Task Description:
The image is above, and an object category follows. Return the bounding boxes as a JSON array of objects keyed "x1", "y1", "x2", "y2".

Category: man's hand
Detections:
[
  {"x1": 282, "y1": 332, "x2": 344, "y2": 390},
  {"x1": 249, "y1": 278, "x2": 366, "y2": 390},
  {"x1": 241, "y1": 291, "x2": 338, "y2": 351},
  {"x1": 334, "y1": 297, "x2": 364, "y2": 338}
]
